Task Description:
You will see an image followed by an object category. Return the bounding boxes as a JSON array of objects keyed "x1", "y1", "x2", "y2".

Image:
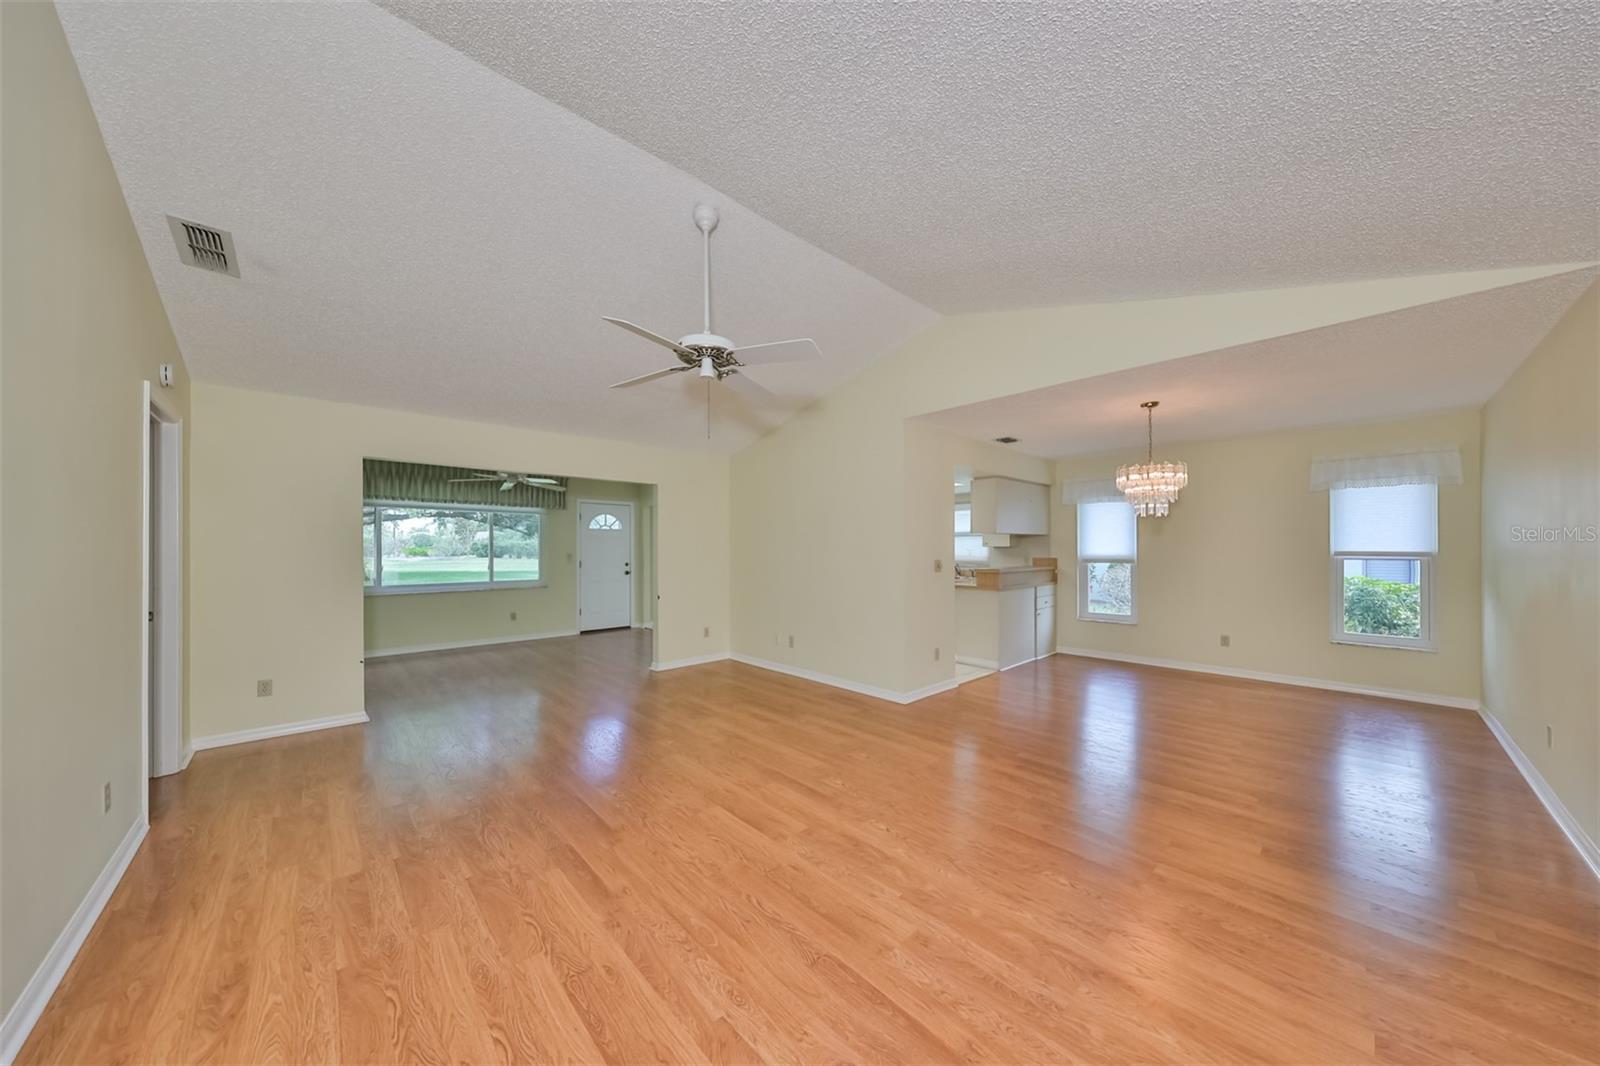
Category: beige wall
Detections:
[
  {"x1": 1052, "y1": 410, "x2": 1483, "y2": 703},
  {"x1": 190, "y1": 383, "x2": 727, "y2": 740},
  {"x1": 363, "y1": 476, "x2": 654, "y2": 654},
  {"x1": 0, "y1": 2, "x2": 191, "y2": 1017},
  {"x1": 1481, "y1": 282, "x2": 1599, "y2": 843},
  {"x1": 732, "y1": 266, "x2": 1560, "y2": 696}
]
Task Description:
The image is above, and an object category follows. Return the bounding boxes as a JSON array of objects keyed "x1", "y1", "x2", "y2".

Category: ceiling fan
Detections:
[
  {"x1": 604, "y1": 203, "x2": 821, "y2": 410},
  {"x1": 447, "y1": 471, "x2": 566, "y2": 492}
]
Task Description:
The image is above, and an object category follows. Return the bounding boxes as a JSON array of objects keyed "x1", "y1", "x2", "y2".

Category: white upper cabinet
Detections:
[{"x1": 970, "y1": 477, "x2": 1050, "y2": 535}]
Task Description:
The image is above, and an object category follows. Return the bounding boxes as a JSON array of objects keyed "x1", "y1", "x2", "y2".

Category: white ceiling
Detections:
[
  {"x1": 917, "y1": 268, "x2": 1597, "y2": 459},
  {"x1": 378, "y1": 0, "x2": 1600, "y2": 313},
  {"x1": 55, "y1": 1, "x2": 936, "y2": 453}
]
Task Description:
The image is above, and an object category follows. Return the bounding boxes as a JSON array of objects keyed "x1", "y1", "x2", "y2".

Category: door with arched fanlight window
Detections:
[{"x1": 578, "y1": 500, "x2": 633, "y2": 631}]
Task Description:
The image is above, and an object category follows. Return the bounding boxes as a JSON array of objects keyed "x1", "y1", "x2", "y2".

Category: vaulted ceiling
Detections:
[
  {"x1": 379, "y1": 0, "x2": 1599, "y2": 312},
  {"x1": 55, "y1": 1, "x2": 935, "y2": 452},
  {"x1": 56, "y1": 1, "x2": 1598, "y2": 452},
  {"x1": 919, "y1": 266, "x2": 1598, "y2": 458}
]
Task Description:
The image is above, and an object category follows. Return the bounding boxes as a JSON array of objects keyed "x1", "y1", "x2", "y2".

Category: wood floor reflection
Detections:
[{"x1": 19, "y1": 629, "x2": 1599, "y2": 1063}]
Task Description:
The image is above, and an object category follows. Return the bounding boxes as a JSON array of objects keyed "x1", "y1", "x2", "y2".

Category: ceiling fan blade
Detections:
[
  {"x1": 730, "y1": 337, "x2": 821, "y2": 366},
  {"x1": 609, "y1": 365, "x2": 692, "y2": 389},
  {"x1": 499, "y1": 480, "x2": 516, "y2": 491},
  {"x1": 520, "y1": 476, "x2": 561, "y2": 486},
  {"x1": 447, "y1": 477, "x2": 494, "y2": 482},
  {"x1": 602, "y1": 317, "x2": 693, "y2": 356},
  {"x1": 722, "y1": 369, "x2": 776, "y2": 401}
]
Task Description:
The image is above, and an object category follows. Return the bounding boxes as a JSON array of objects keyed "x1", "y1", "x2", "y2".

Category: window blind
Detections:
[
  {"x1": 1078, "y1": 500, "x2": 1137, "y2": 560},
  {"x1": 1330, "y1": 482, "x2": 1437, "y2": 554}
]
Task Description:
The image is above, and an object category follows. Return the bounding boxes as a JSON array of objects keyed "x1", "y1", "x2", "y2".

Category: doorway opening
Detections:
[{"x1": 143, "y1": 383, "x2": 184, "y2": 791}]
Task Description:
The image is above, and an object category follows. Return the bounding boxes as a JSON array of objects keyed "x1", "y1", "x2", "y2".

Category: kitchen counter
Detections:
[{"x1": 957, "y1": 563, "x2": 1057, "y2": 591}]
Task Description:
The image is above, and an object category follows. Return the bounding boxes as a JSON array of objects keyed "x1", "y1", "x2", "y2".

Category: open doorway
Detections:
[
  {"x1": 359, "y1": 459, "x2": 657, "y2": 662},
  {"x1": 143, "y1": 383, "x2": 184, "y2": 785}
]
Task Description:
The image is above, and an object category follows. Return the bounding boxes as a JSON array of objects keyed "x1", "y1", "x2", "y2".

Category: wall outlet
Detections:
[
  {"x1": 256, "y1": 679, "x2": 273, "y2": 697},
  {"x1": 1219, "y1": 634, "x2": 1231, "y2": 648},
  {"x1": 788, "y1": 635, "x2": 794, "y2": 649},
  {"x1": 703, "y1": 626, "x2": 710, "y2": 639},
  {"x1": 103, "y1": 782, "x2": 112, "y2": 813},
  {"x1": 933, "y1": 558, "x2": 943, "y2": 573},
  {"x1": 934, "y1": 647, "x2": 941, "y2": 661},
  {"x1": 509, "y1": 611, "x2": 518, "y2": 621},
  {"x1": 1547, "y1": 724, "x2": 1553, "y2": 748}
]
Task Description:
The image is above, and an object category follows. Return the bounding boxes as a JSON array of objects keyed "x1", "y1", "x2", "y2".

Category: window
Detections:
[
  {"x1": 588, "y1": 513, "x2": 622, "y2": 531},
  {"x1": 1077, "y1": 499, "x2": 1136, "y2": 623},
  {"x1": 1329, "y1": 482, "x2": 1435, "y2": 649},
  {"x1": 364, "y1": 503, "x2": 541, "y2": 593},
  {"x1": 954, "y1": 503, "x2": 989, "y2": 564}
]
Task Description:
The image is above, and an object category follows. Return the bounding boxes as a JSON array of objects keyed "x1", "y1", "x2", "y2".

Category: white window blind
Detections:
[
  {"x1": 1330, "y1": 483, "x2": 1437, "y2": 555},
  {"x1": 1078, "y1": 500, "x2": 1137, "y2": 560}
]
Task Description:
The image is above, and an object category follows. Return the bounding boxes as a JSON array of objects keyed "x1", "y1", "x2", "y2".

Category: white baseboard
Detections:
[
  {"x1": 728, "y1": 654, "x2": 963, "y2": 705},
  {"x1": 954, "y1": 655, "x2": 999, "y2": 670},
  {"x1": 179, "y1": 744, "x2": 195, "y2": 772},
  {"x1": 633, "y1": 621, "x2": 655, "y2": 631},
  {"x1": 364, "y1": 629, "x2": 578, "y2": 659},
  {"x1": 650, "y1": 652, "x2": 731, "y2": 672},
  {"x1": 1054, "y1": 645, "x2": 1480, "y2": 711},
  {"x1": 0, "y1": 817, "x2": 147, "y2": 1065},
  {"x1": 1478, "y1": 707, "x2": 1600, "y2": 880},
  {"x1": 191, "y1": 711, "x2": 370, "y2": 753}
]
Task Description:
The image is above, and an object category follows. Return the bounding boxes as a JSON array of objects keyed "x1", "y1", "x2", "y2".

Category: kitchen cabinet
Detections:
[
  {"x1": 955, "y1": 581, "x2": 1057, "y2": 670},
  {"x1": 1035, "y1": 584, "x2": 1056, "y2": 659},
  {"x1": 970, "y1": 477, "x2": 1049, "y2": 535}
]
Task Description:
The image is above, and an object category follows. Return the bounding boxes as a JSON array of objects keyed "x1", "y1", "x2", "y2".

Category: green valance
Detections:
[{"x1": 363, "y1": 459, "x2": 568, "y2": 510}]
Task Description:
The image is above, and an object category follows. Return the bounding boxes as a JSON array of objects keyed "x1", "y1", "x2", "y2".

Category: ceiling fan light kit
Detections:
[
  {"x1": 1115, "y1": 400, "x2": 1188, "y2": 518},
  {"x1": 603, "y1": 203, "x2": 823, "y2": 434}
]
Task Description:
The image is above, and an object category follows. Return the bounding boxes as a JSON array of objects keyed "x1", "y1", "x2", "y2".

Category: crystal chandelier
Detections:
[{"x1": 1115, "y1": 401, "x2": 1188, "y2": 517}]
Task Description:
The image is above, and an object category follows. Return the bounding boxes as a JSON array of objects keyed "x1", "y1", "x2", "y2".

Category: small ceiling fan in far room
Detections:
[
  {"x1": 447, "y1": 471, "x2": 566, "y2": 492},
  {"x1": 602, "y1": 203, "x2": 821, "y2": 435}
]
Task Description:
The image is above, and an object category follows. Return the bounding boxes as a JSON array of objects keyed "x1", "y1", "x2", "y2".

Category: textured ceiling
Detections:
[
  {"x1": 917, "y1": 269, "x2": 1597, "y2": 458},
  {"x1": 379, "y1": 0, "x2": 1600, "y2": 313},
  {"x1": 54, "y1": 1, "x2": 935, "y2": 453}
]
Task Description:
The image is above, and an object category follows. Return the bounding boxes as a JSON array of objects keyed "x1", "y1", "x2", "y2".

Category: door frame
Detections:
[
  {"x1": 141, "y1": 381, "x2": 185, "y2": 798},
  {"x1": 575, "y1": 499, "x2": 635, "y2": 632}
]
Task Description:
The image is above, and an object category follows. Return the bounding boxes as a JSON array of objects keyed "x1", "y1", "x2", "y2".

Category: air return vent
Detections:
[{"x1": 167, "y1": 215, "x2": 239, "y2": 277}]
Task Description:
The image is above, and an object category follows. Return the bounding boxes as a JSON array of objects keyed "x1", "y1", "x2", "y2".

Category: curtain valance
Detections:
[
  {"x1": 1308, "y1": 448, "x2": 1462, "y2": 492},
  {"x1": 1060, "y1": 478, "x2": 1123, "y2": 504},
  {"x1": 363, "y1": 459, "x2": 569, "y2": 510}
]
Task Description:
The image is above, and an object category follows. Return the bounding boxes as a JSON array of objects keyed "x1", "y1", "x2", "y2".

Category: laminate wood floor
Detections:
[{"x1": 19, "y1": 629, "x2": 1599, "y2": 1063}]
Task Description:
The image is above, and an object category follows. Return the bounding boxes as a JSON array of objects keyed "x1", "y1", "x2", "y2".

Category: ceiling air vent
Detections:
[
  {"x1": 993, "y1": 436, "x2": 1019, "y2": 444},
  {"x1": 167, "y1": 215, "x2": 239, "y2": 277}
]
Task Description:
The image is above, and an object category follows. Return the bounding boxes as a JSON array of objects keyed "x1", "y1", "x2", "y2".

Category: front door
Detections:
[{"x1": 578, "y1": 501, "x2": 633, "y2": 631}]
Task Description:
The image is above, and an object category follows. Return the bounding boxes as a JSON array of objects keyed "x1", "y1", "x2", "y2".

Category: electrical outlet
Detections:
[
  {"x1": 510, "y1": 611, "x2": 518, "y2": 621},
  {"x1": 934, "y1": 647, "x2": 941, "y2": 661},
  {"x1": 788, "y1": 635, "x2": 794, "y2": 649},
  {"x1": 933, "y1": 558, "x2": 943, "y2": 573},
  {"x1": 103, "y1": 782, "x2": 112, "y2": 813},
  {"x1": 1219, "y1": 634, "x2": 1231, "y2": 647},
  {"x1": 256, "y1": 679, "x2": 273, "y2": 697},
  {"x1": 703, "y1": 626, "x2": 710, "y2": 639},
  {"x1": 1547, "y1": 725, "x2": 1553, "y2": 748}
]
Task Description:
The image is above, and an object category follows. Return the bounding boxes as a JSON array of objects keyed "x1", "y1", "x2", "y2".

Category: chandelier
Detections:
[{"x1": 1115, "y1": 401, "x2": 1188, "y2": 517}]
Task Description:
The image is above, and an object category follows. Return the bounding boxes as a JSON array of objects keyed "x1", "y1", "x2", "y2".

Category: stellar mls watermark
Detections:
[{"x1": 1509, "y1": 524, "x2": 1598, "y2": 543}]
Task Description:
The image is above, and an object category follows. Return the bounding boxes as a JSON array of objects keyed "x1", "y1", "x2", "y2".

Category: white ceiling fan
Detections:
[
  {"x1": 604, "y1": 203, "x2": 820, "y2": 409},
  {"x1": 447, "y1": 471, "x2": 566, "y2": 492}
]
